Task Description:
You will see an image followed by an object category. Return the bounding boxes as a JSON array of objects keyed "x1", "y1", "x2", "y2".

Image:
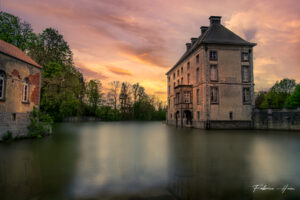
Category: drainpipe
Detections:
[
  {"x1": 204, "y1": 46, "x2": 210, "y2": 129},
  {"x1": 249, "y1": 48, "x2": 255, "y2": 129}
]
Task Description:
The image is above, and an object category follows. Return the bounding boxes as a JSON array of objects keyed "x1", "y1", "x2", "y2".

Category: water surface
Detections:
[{"x1": 0, "y1": 122, "x2": 300, "y2": 199}]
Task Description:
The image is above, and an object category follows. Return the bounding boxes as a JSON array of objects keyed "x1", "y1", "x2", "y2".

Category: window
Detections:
[
  {"x1": 210, "y1": 65, "x2": 218, "y2": 81},
  {"x1": 177, "y1": 69, "x2": 179, "y2": 76},
  {"x1": 209, "y1": 51, "x2": 217, "y2": 61},
  {"x1": 177, "y1": 80, "x2": 179, "y2": 86},
  {"x1": 196, "y1": 68, "x2": 200, "y2": 83},
  {"x1": 170, "y1": 114, "x2": 172, "y2": 119},
  {"x1": 241, "y1": 52, "x2": 249, "y2": 62},
  {"x1": 197, "y1": 111, "x2": 200, "y2": 120},
  {"x1": 173, "y1": 73, "x2": 175, "y2": 79},
  {"x1": 187, "y1": 73, "x2": 190, "y2": 84},
  {"x1": 176, "y1": 93, "x2": 180, "y2": 104},
  {"x1": 196, "y1": 54, "x2": 199, "y2": 64},
  {"x1": 168, "y1": 98, "x2": 170, "y2": 107},
  {"x1": 187, "y1": 62, "x2": 190, "y2": 70},
  {"x1": 243, "y1": 87, "x2": 251, "y2": 104},
  {"x1": 181, "y1": 77, "x2": 183, "y2": 84},
  {"x1": 229, "y1": 112, "x2": 233, "y2": 120},
  {"x1": 173, "y1": 82, "x2": 175, "y2": 90},
  {"x1": 0, "y1": 71, "x2": 5, "y2": 100},
  {"x1": 196, "y1": 89, "x2": 200, "y2": 104},
  {"x1": 22, "y1": 78, "x2": 29, "y2": 103},
  {"x1": 183, "y1": 92, "x2": 191, "y2": 103},
  {"x1": 242, "y1": 66, "x2": 250, "y2": 82},
  {"x1": 168, "y1": 85, "x2": 170, "y2": 94},
  {"x1": 168, "y1": 76, "x2": 170, "y2": 83},
  {"x1": 210, "y1": 87, "x2": 219, "y2": 104},
  {"x1": 181, "y1": 67, "x2": 183, "y2": 74}
]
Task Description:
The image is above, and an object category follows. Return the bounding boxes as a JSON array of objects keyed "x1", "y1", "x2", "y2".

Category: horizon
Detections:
[{"x1": 1, "y1": 0, "x2": 299, "y2": 101}]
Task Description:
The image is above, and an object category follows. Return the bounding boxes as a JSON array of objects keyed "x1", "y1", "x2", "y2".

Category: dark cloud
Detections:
[
  {"x1": 243, "y1": 28, "x2": 257, "y2": 41},
  {"x1": 106, "y1": 66, "x2": 133, "y2": 76},
  {"x1": 76, "y1": 63, "x2": 108, "y2": 80}
]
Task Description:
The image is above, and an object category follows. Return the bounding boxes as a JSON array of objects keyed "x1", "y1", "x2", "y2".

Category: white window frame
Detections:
[
  {"x1": 210, "y1": 65, "x2": 218, "y2": 82},
  {"x1": 22, "y1": 79, "x2": 29, "y2": 103},
  {"x1": 196, "y1": 89, "x2": 200, "y2": 104},
  {"x1": 243, "y1": 87, "x2": 251, "y2": 104},
  {"x1": 241, "y1": 52, "x2": 249, "y2": 62},
  {"x1": 242, "y1": 65, "x2": 250, "y2": 82},
  {"x1": 210, "y1": 87, "x2": 219, "y2": 104},
  {"x1": 209, "y1": 50, "x2": 217, "y2": 61}
]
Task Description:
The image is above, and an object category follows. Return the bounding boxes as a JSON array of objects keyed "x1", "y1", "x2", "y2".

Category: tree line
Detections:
[
  {"x1": 0, "y1": 11, "x2": 166, "y2": 121},
  {"x1": 255, "y1": 78, "x2": 299, "y2": 109}
]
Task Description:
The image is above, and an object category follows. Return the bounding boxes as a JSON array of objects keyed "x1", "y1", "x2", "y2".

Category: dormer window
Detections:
[
  {"x1": 22, "y1": 78, "x2": 29, "y2": 103},
  {"x1": 196, "y1": 54, "x2": 199, "y2": 64},
  {"x1": 181, "y1": 66, "x2": 183, "y2": 74},
  {"x1": 187, "y1": 62, "x2": 190, "y2": 70},
  {"x1": 241, "y1": 52, "x2": 249, "y2": 62},
  {"x1": 209, "y1": 51, "x2": 217, "y2": 61},
  {"x1": 173, "y1": 73, "x2": 175, "y2": 79},
  {"x1": 177, "y1": 69, "x2": 179, "y2": 76},
  {"x1": 0, "y1": 71, "x2": 6, "y2": 100}
]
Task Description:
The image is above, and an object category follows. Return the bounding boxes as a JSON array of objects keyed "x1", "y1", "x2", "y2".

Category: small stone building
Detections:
[
  {"x1": 0, "y1": 39, "x2": 42, "y2": 139},
  {"x1": 166, "y1": 16, "x2": 256, "y2": 129}
]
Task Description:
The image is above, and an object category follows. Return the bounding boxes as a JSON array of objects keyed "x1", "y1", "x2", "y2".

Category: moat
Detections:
[{"x1": 0, "y1": 122, "x2": 300, "y2": 200}]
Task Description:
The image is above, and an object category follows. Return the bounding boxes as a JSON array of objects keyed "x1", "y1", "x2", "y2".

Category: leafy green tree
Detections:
[
  {"x1": 0, "y1": 11, "x2": 36, "y2": 51},
  {"x1": 255, "y1": 91, "x2": 266, "y2": 108},
  {"x1": 286, "y1": 84, "x2": 300, "y2": 108},
  {"x1": 261, "y1": 78, "x2": 296, "y2": 109},
  {"x1": 28, "y1": 28, "x2": 73, "y2": 67}
]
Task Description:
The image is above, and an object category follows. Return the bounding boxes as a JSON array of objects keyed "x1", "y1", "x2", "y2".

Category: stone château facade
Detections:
[
  {"x1": 0, "y1": 40, "x2": 42, "y2": 139},
  {"x1": 166, "y1": 16, "x2": 256, "y2": 129}
]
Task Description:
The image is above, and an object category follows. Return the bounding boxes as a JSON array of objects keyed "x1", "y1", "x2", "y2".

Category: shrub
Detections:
[
  {"x1": 1, "y1": 131, "x2": 13, "y2": 141},
  {"x1": 28, "y1": 107, "x2": 53, "y2": 138}
]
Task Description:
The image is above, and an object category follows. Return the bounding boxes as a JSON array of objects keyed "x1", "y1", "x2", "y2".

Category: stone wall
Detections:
[
  {"x1": 0, "y1": 112, "x2": 30, "y2": 139},
  {"x1": 253, "y1": 109, "x2": 300, "y2": 131}
]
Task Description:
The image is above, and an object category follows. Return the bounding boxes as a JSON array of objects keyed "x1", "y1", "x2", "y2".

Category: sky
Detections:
[{"x1": 1, "y1": 0, "x2": 300, "y2": 101}]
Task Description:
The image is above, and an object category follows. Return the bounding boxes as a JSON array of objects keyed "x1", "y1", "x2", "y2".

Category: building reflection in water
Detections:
[{"x1": 166, "y1": 128, "x2": 300, "y2": 200}]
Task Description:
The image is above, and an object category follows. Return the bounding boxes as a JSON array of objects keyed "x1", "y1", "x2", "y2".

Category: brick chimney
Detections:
[
  {"x1": 200, "y1": 26, "x2": 208, "y2": 35},
  {"x1": 191, "y1": 37, "x2": 197, "y2": 44},
  {"x1": 209, "y1": 16, "x2": 221, "y2": 25},
  {"x1": 186, "y1": 43, "x2": 191, "y2": 50}
]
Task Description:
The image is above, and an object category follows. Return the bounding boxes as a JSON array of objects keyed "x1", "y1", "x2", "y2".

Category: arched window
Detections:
[
  {"x1": 22, "y1": 78, "x2": 29, "y2": 103},
  {"x1": 0, "y1": 71, "x2": 6, "y2": 100}
]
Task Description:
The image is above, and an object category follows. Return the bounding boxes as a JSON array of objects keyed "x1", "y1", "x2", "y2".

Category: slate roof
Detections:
[
  {"x1": 0, "y1": 39, "x2": 42, "y2": 68},
  {"x1": 166, "y1": 21, "x2": 256, "y2": 75}
]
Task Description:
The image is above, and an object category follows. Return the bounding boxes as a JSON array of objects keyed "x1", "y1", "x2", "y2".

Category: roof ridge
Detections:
[{"x1": 0, "y1": 39, "x2": 42, "y2": 68}]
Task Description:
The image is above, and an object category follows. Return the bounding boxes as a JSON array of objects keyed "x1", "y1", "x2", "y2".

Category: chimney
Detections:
[
  {"x1": 209, "y1": 16, "x2": 221, "y2": 25},
  {"x1": 200, "y1": 26, "x2": 208, "y2": 35},
  {"x1": 186, "y1": 43, "x2": 191, "y2": 50},
  {"x1": 191, "y1": 37, "x2": 197, "y2": 44}
]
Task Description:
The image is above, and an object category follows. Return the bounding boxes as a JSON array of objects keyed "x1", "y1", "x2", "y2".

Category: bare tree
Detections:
[{"x1": 109, "y1": 81, "x2": 120, "y2": 111}]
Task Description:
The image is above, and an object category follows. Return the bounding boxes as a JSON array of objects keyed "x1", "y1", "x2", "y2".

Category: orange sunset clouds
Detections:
[{"x1": 2, "y1": 0, "x2": 300, "y2": 101}]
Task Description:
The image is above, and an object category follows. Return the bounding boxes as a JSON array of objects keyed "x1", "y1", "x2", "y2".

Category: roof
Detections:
[
  {"x1": 166, "y1": 22, "x2": 256, "y2": 75},
  {"x1": 0, "y1": 39, "x2": 42, "y2": 68}
]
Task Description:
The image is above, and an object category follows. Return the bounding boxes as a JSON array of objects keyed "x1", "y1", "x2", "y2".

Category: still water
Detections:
[{"x1": 0, "y1": 122, "x2": 300, "y2": 200}]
